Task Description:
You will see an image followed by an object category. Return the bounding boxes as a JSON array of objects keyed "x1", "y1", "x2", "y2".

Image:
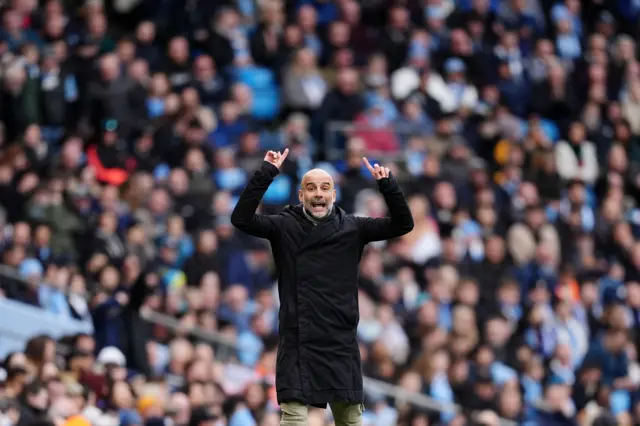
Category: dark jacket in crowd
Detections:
[
  {"x1": 525, "y1": 408, "x2": 579, "y2": 426},
  {"x1": 231, "y1": 161, "x2": 414, "y2": 407}
]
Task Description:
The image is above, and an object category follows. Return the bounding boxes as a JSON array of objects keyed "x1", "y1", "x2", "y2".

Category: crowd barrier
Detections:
[{"x1": 0, "y1": 265, "x2": 93, "y2": 359}]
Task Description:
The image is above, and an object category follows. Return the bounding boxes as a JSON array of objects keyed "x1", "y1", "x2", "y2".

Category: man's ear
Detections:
[
  {"x1": 332, "y1": 189, "x2": 337, "y2": 202},
  {"x1": 298, "y1": 189, "x2": 304, "y2": 203}
]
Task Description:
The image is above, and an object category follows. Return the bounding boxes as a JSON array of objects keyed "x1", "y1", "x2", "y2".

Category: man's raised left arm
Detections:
[{"x1": 356, "y1": 158, "x2": 414, "y2": 243}]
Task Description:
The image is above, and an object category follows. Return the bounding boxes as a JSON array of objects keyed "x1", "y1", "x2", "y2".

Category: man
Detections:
[{"x1": 231, "y1": 149, "x2": 414, "y2": 425}]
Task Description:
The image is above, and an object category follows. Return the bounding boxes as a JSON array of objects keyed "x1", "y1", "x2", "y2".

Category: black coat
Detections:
[{"x1": 231, "y1": 162, "x2": 414, "y2": 406}]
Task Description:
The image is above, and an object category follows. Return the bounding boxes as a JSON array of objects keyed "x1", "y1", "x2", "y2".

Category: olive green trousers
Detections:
[{"x1": 280, "y1": 401, "x2": 363, "y2": 426}]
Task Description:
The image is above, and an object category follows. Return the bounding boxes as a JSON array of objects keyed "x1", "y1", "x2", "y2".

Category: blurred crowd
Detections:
[{"x1": 0, "y1": 0, "x2": 640, "y2": 425}]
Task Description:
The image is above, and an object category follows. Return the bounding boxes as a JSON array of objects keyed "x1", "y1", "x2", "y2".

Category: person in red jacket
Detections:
[
  {"x1": 353, "y1": 101, "x2": 400, "y2": 153},
  {"x1": 86, "y1": 119, "x2": 135, "y2": 186}
]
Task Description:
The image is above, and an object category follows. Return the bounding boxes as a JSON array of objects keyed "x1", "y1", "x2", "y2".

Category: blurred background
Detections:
[{"x1": 0, "y1": 0, "x2": 639, "y2": 425}]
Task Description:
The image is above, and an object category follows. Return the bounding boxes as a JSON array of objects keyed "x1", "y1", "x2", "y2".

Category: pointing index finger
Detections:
[{"x1": 362, "y1": 157, "x2": 375, "y2": 172}]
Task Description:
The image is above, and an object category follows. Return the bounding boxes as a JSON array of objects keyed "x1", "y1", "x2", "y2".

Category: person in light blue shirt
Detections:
[
  {"x1": 556, "y1": 32, "x2": 581, "y2": 60},
  {"x1": 553, "y1": 8, "x2": 582, "y2": 60},
  {"x1": 229, "y1": 406, "x2": 257, "y2": 426},
  {"x1": 217, "y1": 284, "x2": 258, "y2": 333},
  {"x1": 551, "y1": 4, "x2": 582, "y2": 37},
  {"x1": 427, "y1": 349, "x2": 456, "y2": 424},
  {"x1": 236, "y1": 0, "x2": 256, "y2": 30},
  {"x1": 361, "y1": 403, "x2": 398, "y2": 426},
  {"x1": 498, "y1": 279, "x2": 523, "y2": 324},
  {"x1": 213, "y1": 149, "x2": 249, "y2": 195},
  {"x1": 423, "y1": 291, "x2": 452, "y2": 331},
  {"x1": 491, "y1": 359, "x2": 518, "y2": 385},
  {"x1": 157, "y1": 217, "x2": 195, "y2": 268},
  {"x1": 521, "y1": 364, "x2": 544, "y2": 406},
  {"x1": 38, "y1": 283, "x2": 71, "y2": 317},
  {"x1": 396, "y1": 97, "x2": 434, "y2": 146},
  {"x1": 236, "y1": 315, "x2": 265, "y2": 367},
  {"x1": 297, "y1": 5, "x2": 323, "y2": 57},
  {"x1": 581, "y1": 329, "x2": 631, "y2": 415}
]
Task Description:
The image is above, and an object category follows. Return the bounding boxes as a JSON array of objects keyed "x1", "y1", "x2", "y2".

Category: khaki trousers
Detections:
[{"x1": 280, "y1": 401, "x2": 363, "y2": 426}]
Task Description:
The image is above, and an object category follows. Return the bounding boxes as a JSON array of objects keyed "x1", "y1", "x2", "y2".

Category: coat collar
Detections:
[
  {"x1": 302, "y1": 205, "x2": 334, "y2": 225},
  {"x1": 287, "y1": 204, "x2": 343, "y2": 252}
]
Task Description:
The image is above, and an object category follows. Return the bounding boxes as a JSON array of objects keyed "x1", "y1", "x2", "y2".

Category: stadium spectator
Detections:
[{"x1": 2, "y1": 0, "x2": 640, "y2": 425}]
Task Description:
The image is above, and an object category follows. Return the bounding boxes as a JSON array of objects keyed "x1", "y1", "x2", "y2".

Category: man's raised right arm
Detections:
[{"x1": 231, "y1": 149, "x2": 288, "y2": 240}]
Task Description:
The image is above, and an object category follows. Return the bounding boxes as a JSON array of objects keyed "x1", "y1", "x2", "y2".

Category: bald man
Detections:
[{"x1": 231, "y1": 149, "x2": 413, "y2": 426}]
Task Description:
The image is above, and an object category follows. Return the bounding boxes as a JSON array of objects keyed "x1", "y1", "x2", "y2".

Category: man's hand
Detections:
[
  {"x1": 264, "y1": 149, "x2": 289, "y2": 169},
  {"x1": 363, "y1": 157, "x2": 390, "y2": 180}
]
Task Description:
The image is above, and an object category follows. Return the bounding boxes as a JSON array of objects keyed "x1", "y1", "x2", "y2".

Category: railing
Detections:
[
  {"x1": 0, "y1": 265, "x2": 93, "y2": 359},
  {"x1": 140, "y1": 308, "x2": 238, "y2": 363},
  {"x1": 0, "y1": 266, "x2": 517, "y2": 426},
  {"x1": 323, "y1": 120, "x2": 431, "y2": 161},
  {"x1": 141, "y1": 309, "x2": 514, "y2": 423}
]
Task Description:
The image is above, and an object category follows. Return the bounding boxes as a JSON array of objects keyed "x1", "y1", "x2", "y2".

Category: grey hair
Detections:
[{"x1": 614, "y1": 34, "x2": 636, "y2": 58}]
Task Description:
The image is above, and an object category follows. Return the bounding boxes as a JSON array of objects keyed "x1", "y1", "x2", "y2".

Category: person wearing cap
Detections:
[
  {"x1": 594, "y1": 11, "x2": 616, "y2": 39},
  {"x1": 441, "y1": 57, "x2": 478, "y2": 113},
  {"x1": 17, "y1": 258, "x2": 44, "y2": 306},
  {"x1": 231, "y1": 150, "x2": 413, "y2": 425},
  {"x1": 18, "y1": 258, "x2": 44, "y2": 283},
  {"x1": 96, "y1": 346, "x2": 126, "y2": 368}
]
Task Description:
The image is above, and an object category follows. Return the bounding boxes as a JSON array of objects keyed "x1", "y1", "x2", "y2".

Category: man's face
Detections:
[
  {"x1": 29, "y1": 389, "x2": 48, "y2": 410},
  {"x1": 298, "y1": 170, "x2": 336, "y2": 219},
  {"x1": 486, "y1": 319, "x2": 509, "y2": 345}
]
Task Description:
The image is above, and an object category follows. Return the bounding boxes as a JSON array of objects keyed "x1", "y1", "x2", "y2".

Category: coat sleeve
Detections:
[
  {"x1": 231, "y1": 161, "x2": 283, "y2": 240},
  {"x1": 356, "y1": 174, "x2": 414, "y2": 243}
]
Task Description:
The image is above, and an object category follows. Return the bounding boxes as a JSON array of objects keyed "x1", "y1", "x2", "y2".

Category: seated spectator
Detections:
[
  {"x1": 0, "y1": 8, "x2": 42, "y2": 52},
  {"x1": 282, "y1": 48, "x2": 327, "y2": 116},
  {"x1": 353, "y1": 100, "x2": 400, "y2": 153},
  {"x1": 555, "y1": 121, "x2": 599, "y2": 185},
  {"x1": 3, "y1": 0, "x2": 640, "y2": 424}
]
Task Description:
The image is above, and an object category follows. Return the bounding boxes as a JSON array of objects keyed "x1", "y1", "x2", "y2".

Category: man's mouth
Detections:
[{"x1": 311, "y1": 201, "x2": 326, "y2": 211}]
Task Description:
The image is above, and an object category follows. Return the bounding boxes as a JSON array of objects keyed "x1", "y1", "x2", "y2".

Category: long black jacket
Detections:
[{"x1": 231, "y1": 161, "x2": 414, "y2": 406}]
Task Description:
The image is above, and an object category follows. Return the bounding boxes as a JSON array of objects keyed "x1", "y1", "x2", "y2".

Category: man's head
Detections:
[{"x1": 299, "y1": 168, "x2": 336, "y2": 219}]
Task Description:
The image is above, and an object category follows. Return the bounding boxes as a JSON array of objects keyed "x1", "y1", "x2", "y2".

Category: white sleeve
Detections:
[
  {"x1": 555, "y1": 141, "x2": 578, "y2": 180},
  {"x1": 579, "y1": 142, "x2": 599, "y2": 184}
]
